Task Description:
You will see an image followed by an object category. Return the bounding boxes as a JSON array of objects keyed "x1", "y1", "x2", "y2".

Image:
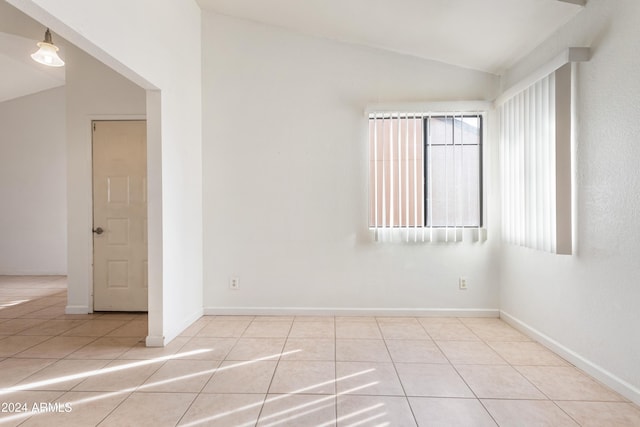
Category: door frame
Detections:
[{"x1": 88, "y1": 114, "x2": 146, "y2": 312}]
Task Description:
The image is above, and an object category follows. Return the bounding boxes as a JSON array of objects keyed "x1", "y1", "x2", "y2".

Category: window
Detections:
[
  {"x1": 496, "y1": 48, "x2": 590, "y2": 255},
  {"x1": 368, "y1": 112, "x2": 483, "y2": 240},
  {"x1": 499, "y1": 63, "x2": 574, "y2": 254}
]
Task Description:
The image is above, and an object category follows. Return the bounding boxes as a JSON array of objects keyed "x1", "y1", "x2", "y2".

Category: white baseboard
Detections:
[
  {"x1": 65, "y1": 305, "x2": 90, "y2": 314},
  {"x1": 500, "y1": 311, "x2": 640, "y2": 406},
  {"x1": 203, "y1": 307, "x2": 499, "y2": 317},
  {"x1": 163, "y1": 308, "x2": 204, "y2": 344},
  {"x1": 146, "y1": 308, "x2": 204, "y2": 348},
  {"x1": 145, "y1": 335, "x2": 165, "y2": 347}
]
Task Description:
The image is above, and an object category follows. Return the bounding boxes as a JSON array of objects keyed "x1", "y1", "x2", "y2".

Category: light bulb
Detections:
[{"x1": 31, "y1": 29, "x2": 65, "y2": 67}]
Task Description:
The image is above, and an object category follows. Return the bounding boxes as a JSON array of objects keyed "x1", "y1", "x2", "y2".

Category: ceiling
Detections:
[
  {"x1": 0, "y1": 0, "x2": 583, "y2": 103},
  {"x1": 196, "y1": 0, "x2": 584, "y2": 74},
  {"x1": 0, "y1": 0, "x2": 68, "y2": 103}
]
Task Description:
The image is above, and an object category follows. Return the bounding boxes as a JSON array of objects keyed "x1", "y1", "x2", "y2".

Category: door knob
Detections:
[{"x1": 93, "y1": 227, "x2": 104, "y2": 235}]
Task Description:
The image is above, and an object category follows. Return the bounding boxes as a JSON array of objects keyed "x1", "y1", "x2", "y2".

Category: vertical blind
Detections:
[
  {"x1": 368, "y1": 112, "x2": 482, "y2": 243},
  {"x1": 501, "y1": 73, "x2": 556, "y2": 252},
  {"x1": 499, "y1": 63, "x2": 572, "y2": 254}
]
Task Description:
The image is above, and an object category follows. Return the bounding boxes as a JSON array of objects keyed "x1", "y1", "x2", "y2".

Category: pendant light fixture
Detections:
[{"x1": 31, "y1": 28, "x2": 65, "y2": 67}]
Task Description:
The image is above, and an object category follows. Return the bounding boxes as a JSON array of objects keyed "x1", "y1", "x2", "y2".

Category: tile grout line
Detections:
[
  {"x1": 68, "y1": 326, "x2": 168, "y2": 425},
  {"x1": 1, "y1": 280, "x2": 638, "y2": 425},
  {"x1": 456, "y1": 319, "x2": 590, "y2": 425},
  {"x1": 252, "y1": 315, "x2": 296, "y2": 426},
  {"x1": 84, "y1": 390, "x2": 137, "y2": 427},
  {"x1": 172, "y1": 323, "x2": 223, "y2": 427},
  {"x1": 425, "y1": 317, "x2": 502, "y2": 427},
  {"x1": 507, "y1": 363, "x2": 586, "y2": 426},
  {"x1": 375, "y1": 316, "x2": 420, "y2": 427}
]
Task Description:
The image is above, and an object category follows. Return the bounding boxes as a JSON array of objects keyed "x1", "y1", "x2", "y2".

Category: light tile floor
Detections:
[{"x1": 1, "y1": 276, "x2": 639, "y2": 426}]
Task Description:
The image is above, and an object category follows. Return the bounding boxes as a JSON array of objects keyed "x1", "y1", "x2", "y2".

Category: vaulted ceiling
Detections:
[
  {"x1": 0, "y1": 1, "x2": 65, "y2": 104},
  {"x1": 0, "y1": 0, "x2": 584, "y2": 103},
  {"x1": 196, "y1": 0, "x2": 584, "y2": 74},
  {"x1": 0, "y1": 31, "x2": 65, "y2": 103}
]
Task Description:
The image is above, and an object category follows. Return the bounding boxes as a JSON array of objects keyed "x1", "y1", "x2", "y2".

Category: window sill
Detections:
[{"x1": 369, "y1": 227, "x2": 487, "y2": 243}]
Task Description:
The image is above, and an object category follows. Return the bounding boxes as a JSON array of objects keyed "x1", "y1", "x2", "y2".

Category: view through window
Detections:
[{"x1": 369, "y1": 113, "x2": 482, "y2": 230}]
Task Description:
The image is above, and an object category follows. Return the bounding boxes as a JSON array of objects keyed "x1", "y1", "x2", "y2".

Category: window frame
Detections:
[
  {"x1": 423, "y1": 114, "x2": 484, "y2": 228},
  {"x1": 367, "y1": 111, "x2": 485, "y2": 231}
]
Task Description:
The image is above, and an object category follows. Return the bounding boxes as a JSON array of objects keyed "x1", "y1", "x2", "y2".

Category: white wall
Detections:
[
  {"x1": 500, "y1": 0, "x2": 640, "y2": 404},
  {"x1": 0, "y1": 87, "x2": 66, "y2": 274},
  {"x1": 202, "y1": 13, "x2": 501, "y2": 314},
  {"x1": 0, "y1": 1, "x2": 48, "y2": 41},
  {"x1": 63, "y1": 45, "x2": 146, "y2": 313},
  {"x1": 9, "y1": 0, "x2": 204, "y2": 345}
]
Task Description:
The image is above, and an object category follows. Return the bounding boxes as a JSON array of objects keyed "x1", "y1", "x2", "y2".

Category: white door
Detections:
[{"x1": 92, "y1": 120, "x2": 148, "y2": 311}]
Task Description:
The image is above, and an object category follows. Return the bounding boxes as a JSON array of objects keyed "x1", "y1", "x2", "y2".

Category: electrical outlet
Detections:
[
  {"x1": 459, "y1": 277, "x2": 468, "y2": 290},
  {"x1": 229, "y1": 277, "x2": 239, "y2": 290}
]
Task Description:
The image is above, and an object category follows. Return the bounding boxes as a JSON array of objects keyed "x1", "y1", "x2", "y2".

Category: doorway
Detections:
[{"x1": 92, "y1": 120, "x2": 148, "y2": 311}]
